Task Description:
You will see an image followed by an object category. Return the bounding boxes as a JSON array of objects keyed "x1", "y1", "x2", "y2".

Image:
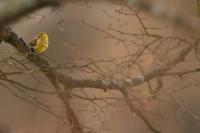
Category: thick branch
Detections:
[
  {"x1": 0, "y1": 0, "x2": 60, "y2": 25},
  {"x1": 56, "y1": 41, "x2": 197, "y2": 90},
  {"x1": 0, "y1": 25, "x2": 197, "y2": 133},
  {"x1": 121, "y1": 89, "x2": 161, "y2": 133},
  {"x1": 0, "y1": 27, "x2": 84, "y2": 133},
  {"x1": 0, "y1": 27, "x2": 197, "y2": 91}
]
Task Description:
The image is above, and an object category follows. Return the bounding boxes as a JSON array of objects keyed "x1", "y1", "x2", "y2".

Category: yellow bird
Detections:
[{"x1": 29, "y1": 32, "x2": 49, "y2": 54}]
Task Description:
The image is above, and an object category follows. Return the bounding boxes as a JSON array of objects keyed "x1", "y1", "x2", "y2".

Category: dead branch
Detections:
[
  {"x1": 0, "y1": 27, "x2": 84, "y2": 133},
  {"x1": 0, "y1": 0, "x2": 60, "y2": 26},
  {"x1": 0, "y1": 26, "x2": 198, "y2": 133}
]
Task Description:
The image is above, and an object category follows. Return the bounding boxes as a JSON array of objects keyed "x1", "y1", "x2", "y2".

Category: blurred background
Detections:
[{"x1": 0, "y1": 0, "x2": 200, "y2": 133}]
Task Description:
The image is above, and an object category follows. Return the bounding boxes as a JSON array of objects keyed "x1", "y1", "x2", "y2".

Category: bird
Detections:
[{"x1": 29, "y1": 32, "x2": 49, "y2": 54}]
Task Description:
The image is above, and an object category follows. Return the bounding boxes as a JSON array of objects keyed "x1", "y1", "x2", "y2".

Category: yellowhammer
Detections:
[{"x1": 29, "y1": 32, "x2": 49, "y2": 54}]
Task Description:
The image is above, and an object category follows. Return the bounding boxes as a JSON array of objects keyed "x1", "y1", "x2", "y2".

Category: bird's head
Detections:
[{"x1": 37, "y1": 32, "x2": 48, "y2": 42}]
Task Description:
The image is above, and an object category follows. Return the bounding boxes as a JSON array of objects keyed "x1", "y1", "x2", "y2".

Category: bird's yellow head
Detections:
[{"x1": 37, "y1": 32, "x2": 48, "y2": 42}]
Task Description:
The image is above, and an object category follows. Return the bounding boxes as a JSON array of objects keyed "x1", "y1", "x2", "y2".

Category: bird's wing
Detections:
[{"x1": 29, "y1": 37, "x2": 38, "y2": 47}]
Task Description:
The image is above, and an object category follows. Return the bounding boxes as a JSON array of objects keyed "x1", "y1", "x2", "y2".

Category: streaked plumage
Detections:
[{"x1": 29, "y1": 32, "x2": 49, "y2": 54}]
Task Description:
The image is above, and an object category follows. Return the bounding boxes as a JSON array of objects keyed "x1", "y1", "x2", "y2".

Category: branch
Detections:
[
  {"x1": 121, "y1": 89, "x2": 161, "y2": 133},
  {"x1": 56, "y1": 41, "x2": 197, "y2": 91},
  {"x1": 0, "y1": 27, "x2": 196, "y2": 133},
  {"x1": 0, "y1": 0, "x2": 60, "y2": 25},
  {"x1": 0, "y1": 27, "x2": 84, "y2": 133},
  {"x1": 0, "y1": 0, "x2": 198, "y2": 42},
  {"x1": 128, "y1": 0, "x2": 200, "y2": 34},
  {"x1": 0, "y1": 0, "x2": 127, "y2": 25},
  {"x1": 0, "y1": 27, "x2": 197, "y2": 90},
  {"x1": 161, "y1": 68, "x2": 200, "y2": 77},
  {"x1": 0, "y1": 0, "x2": 199, "y2": 37}
]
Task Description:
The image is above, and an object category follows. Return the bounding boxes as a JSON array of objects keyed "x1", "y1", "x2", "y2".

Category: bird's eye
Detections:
[{"x1": 40, "y1": 33, "x2": 44, "y2": 37}]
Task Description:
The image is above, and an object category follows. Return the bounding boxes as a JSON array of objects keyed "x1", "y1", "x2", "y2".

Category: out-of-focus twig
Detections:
[
  {"x1": 0, "y1": 27, "x2": 197, "y2": 133},
  {"x1": 0, "y1": 27, "x2": 84, "y2": 133},
  {"x1": 121, "y1": 88, "x2": 161, "y2": 133},
  {"x1": 0, "y1": 0, "x2": 126, "y2": 25},
  {"x1": 128, "y1": 0, "x2": 199, "y2": 34},
  {"x1": 0, "y1": 27, "x2": 197, "y2": 91},
  {"x1": 0, "y1": 0, "x2": 199, "y2": 36},
  {"x1": 0, "y1": 0, "x2": 60, "y2": 26}
]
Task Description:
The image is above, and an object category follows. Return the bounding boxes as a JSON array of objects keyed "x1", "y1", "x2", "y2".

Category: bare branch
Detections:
[
  {"x1": 0, "y1": 0, "x2": 60, "y2": 25},
  {"x1": 0, "y1": 27, "x2": 84, "y2": 133}
]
